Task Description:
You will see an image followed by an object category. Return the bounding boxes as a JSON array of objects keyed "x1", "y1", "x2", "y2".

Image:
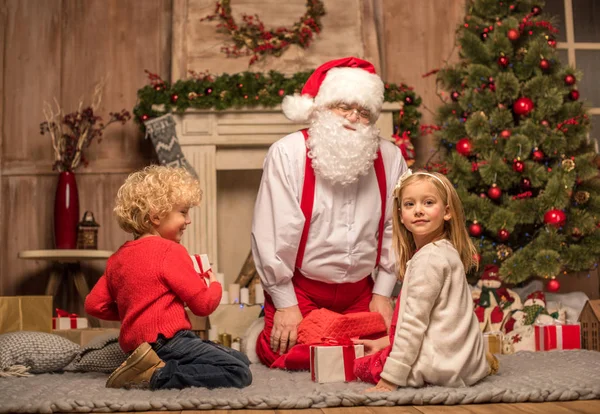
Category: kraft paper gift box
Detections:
[
  {"x1": 310, "y1": 343, "x2": 364, "y2": 383},
  {"x1": 483, "y1": 331, "x2": 503, "y2": 354},
  {"x1": 52, "y1": 328, "x2": 120, "y2": 347},
  {"x1": 0, "y1": 295, "x2": 53, "y2": 334},
  {"x1": 534, "y1": 321, "x2": 581, "y2": 351},
  {"x1": 52, "y1": 308, "x2": 89, "y2": 330},
  {"x1": 185, "y1": 307, "x2": 210, "y2": 340}
]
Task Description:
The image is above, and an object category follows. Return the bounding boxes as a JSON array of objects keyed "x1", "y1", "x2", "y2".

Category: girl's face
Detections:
[
  {"x1": 150, "y1": 203, "x2": 191, "y2": 243},
  {"x1": 399, "y1": 180, "x2": 451, "y2": 249}
]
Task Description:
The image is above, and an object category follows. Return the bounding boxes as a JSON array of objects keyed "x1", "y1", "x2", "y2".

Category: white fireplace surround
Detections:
[{"x1": 174, "y1": 103, "x2": 398, "y2": 272}]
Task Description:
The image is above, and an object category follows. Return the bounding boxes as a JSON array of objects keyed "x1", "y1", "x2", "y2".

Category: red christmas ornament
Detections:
[
  {"x1": 532, "y1": 148, "x2": 544, "y2": 161},
  {"x1": 456, "y1": 138, "x2": 473, "y2": 156},
  {"x1": 497, "y1": 55, "x2": 510, "y2": 68},
  {"x1": 540, "y1": 120, "x2": 549, "y2": 127},
  {"x1": 547, "y1": 37, "x2": 557, "y2": 48},
  {"x1": 539, "y1": 59, "x2": 551, "y2": 71},
  {"x1": 205, "y1": 87, "x2": 213, "y2": 95},
  {"x1": 564, "y1": 74, "x2": 576, "y2": 86},
  {"x1": 451, "y1": 91, "x2": 460, "y2": 101},
  {"x1": 507, "y1": 29, "x2": 520, "y2": 41},
  {"x1": 500, "y1": 130, "x2": 511, "y2": 139},
  {"x1": 404, "y1": 96, "x2": 414, "y2": 105},
  {"x1": 513, "y1": 159, "x2": 525, "y2": 173},
  {"x1": 513, "y1": 97, "x2": 534, "y2": 116},
  {"x1": 469, "y1": 222, "x2": 483, "y2": 237},
  {"x1": 278, "y1": 89, "x2": 285, "y2": 97},
  {"x1": 546, "y1": 279, "x2": 560, "y2": 292},
  {"x1": 531, "y1": 6, "x2": 542, "y2": 15},
  {"x1": 488, "y1": 82, "x2": 496, "y2": 92},
  {"x1": 481, "y1": 32, "x2": 489, "y2": 41},
  {"x1": 170, "y1": 94, "x2": 179, "y2": 103},
  {"x1": 569, "y1": 90, "x2": 580, "y2": 101},
  {"x1": 497, "y1": 228, "x2": 510, "y2": 241},
  {"x1": 141, "y1": 114, "x2": 149, "y2": 121},
  {"x1": 488, "y1": 184, "x2": 502, "y2": 200},
  {"x1": 544, "y1": 209, "x2": 566, "y2": 227},
  {"x1": 520, "y1": 177, "x2": 532, "y2": 190}
]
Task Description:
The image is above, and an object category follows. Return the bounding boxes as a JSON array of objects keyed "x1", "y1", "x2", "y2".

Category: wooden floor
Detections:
[{"x1": 120, "y1": 400, "x2": 600, "y2": 414}]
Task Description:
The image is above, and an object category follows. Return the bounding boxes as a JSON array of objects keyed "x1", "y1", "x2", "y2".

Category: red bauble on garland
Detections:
[
  {"x1": 497, "y1": 228, "x2": 510, "y2": 241},
  {"x1": 507, "y1": 29, "x2": 520, "y2": 41},
  {"x1": 531, "y1": 5, "x2": 542, "y2": 15},
  {"x1": 546, "y1": 279, "x2": 560, "y2": 292},
  {"x1": 488, "y1": 184, "x2": 502, "y2": 200},
  {"x1": 497, "y1": 55, "x2": 510, "y2": 68},
  {"x1": 469, "y1": 222, "x2": 483, "y2": 237},
  {"x1": 520, "y1": 177, "x2": 532, "y2": 190},
  {"x1": 451, "y1": 91, "x2": 461, "y2": 101},
  {"x1": 513, "y1": 97, "x2": 534, "y2": 116},
  {"x1": 513, "y1": 159, "x2": 525, "y2": 173},
  {"x1": 544, "y1": 209, "x2": 566, "y2": 227},
  {"x1": 564, "y1": 74, "x2": 576, "y2": 86},
  {"x1": 456, "y1": 138, "x2": 473, "y2": 156},
  {"x1": 500, "y1": 130, "x2": 511, "y2": 139},
  {"x1": 539, "y1": 59, "x2": 551, "y2": 71},
  {"x1": 569, "y1": 90, "x2": 580, "y2": 101},
  {"x1": 532, "y1": 148, "x2": 544, "y2": 161}
]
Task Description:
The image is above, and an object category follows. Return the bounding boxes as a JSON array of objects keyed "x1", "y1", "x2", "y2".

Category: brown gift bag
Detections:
[{"x1": 0, "y1": 296, "x2": 53, "y2": 334}]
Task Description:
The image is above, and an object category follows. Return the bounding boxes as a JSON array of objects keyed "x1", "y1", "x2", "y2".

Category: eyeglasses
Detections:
[{"x1": 331, "y1": 104, "x2": 372, "y2": 122}]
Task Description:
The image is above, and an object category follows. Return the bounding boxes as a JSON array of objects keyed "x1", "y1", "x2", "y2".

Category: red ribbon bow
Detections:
[
  {"x1": 55, "y1": 308, "x2": 80, "y2": 329},
  {"x1": 193, "y1": 255, "x2": 211, "y2": 281},
  {"x1": 315, "y1": 336, "x2": 358, "y2": 382}
]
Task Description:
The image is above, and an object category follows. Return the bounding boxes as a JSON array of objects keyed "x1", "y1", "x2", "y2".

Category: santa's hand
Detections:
[
  {"x1": 369, "y1": 293, "x2": 393, "y2": 330},
  {"x1": 271, "y1": 305, "x2": 303, "y2": 354}
]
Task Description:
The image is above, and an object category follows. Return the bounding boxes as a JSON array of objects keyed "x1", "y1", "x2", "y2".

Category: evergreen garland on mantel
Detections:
[{"x1": 133, "y1": 70, "x2": 422, "y2": 142}]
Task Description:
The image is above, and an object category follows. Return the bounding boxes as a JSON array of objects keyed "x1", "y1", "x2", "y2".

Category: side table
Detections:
[{"x1": 18, "y1": 249, "x2": 113, "y2": 328}]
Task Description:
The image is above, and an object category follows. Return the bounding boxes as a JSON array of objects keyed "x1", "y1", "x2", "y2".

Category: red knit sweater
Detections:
[{"x1": 84, "y1": 237, "x2": 222, "y2": 352}]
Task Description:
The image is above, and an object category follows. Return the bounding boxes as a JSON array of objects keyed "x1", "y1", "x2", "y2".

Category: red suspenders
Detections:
[{"x1": 295, "y1": 129, "x2": 387, "y2": 270}]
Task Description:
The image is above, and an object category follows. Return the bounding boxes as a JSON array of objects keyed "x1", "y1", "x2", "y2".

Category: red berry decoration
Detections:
[
  {"x1": 497, "y1": 229, "x2": 510, "y2": 241},
  {"x1": 569, "y1": 90, "x2": 580, "y2": 101},
  {"x1": 500, "y1": 130, "x2": 511, "y2": 139},
  {"x1": 513, "y1": 159, "x2": 525, "y2": 173},
  {"x1": 532, "y1": 6, "x2": 542, "y2": 15},
  {"x1": 456, "y1": 138, "x2": 473, "y2": 156},
  {"x1": 469, "y1": 222, "x2": 483, "y2": 237},
  {"x1": 547, "y1": 37, "x2": 557, "y2": 48},
  {"x1": 513, "y1": 97, "x2": 534, "y2": 116},
  {"x1": 141, "y1": 114, "x2": 149, "y2": 121},
  {"x1": 205, "y1": 88, "x2": 213, "y2": 95},
  {"x1": 564, "y1": 74, "x2": 576, "y2": 86},
  {"x1": 544, "y1": 209, "x2": 566, "y2": 227},
  {"x1": 532, "y1": 148, "x2": 544, "y2": 161},
  {"x1": 278, "y1": 89, "x2": 285, "y2": 96},
  {"x1": 521, "y1": 177, "x2": 531, "y2": 190},
  {"x1": 451, "y1": 91, "x2": 461, "y2": 102},
  {"x1": 546, "y1": 279, "x2": 560, "y2": 293},
  {"x1": 170, "y1": 94, "x2": 179, "y2": 103},
  {"x1": 507, "y1": 29, "x2": 520, "y2": 41},
  {"x1": 540, "y1": 120, "x2": 549, "y2": 127},
  {"x1": 488, "y1": 82, "x2": 496, "y2": 92},
  {"x1": 539, "y1": 59, "x2": 551, "y2": 71},
  {"x1": 404, "y1": 96, "x2": 414, "y2": 105},
  {"x1": 488, "y1": 184, "x2": 502, "y2": 200},
  {"x1": 481, "y1": 32, "x2": 489, "y2": 41},
  {"x1": 497, "y1": 55, "x2": 510, "y2": 68}
]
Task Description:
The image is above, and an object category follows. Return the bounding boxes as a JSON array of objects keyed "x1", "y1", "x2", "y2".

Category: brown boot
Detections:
[
  {"x1": 106, "y1": 342, "x2": 166, "y2": 389},
  {"x1": 486, "y1": 350, "x2": 499, "y2": 375}
]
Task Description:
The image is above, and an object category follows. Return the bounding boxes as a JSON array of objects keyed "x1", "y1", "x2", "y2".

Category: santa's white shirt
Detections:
[
  {"x1": 381, "y1": 239, "x2": 489, "y2": 387},
  {"x1": 251, "y1": 130, "x2": 407, "y2": 309}
]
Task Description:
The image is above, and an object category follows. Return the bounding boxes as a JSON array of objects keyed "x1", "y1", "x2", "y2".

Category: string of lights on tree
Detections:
[
  {"x1": 427, "y1": 0, "x2": 600, "y2": 291},
  {"x1": 133, "y1": 70, "x2": 422, "y2": 154}
]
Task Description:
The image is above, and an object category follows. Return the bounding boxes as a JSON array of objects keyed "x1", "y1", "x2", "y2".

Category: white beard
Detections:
[{"x1": 307, "y1": 110, "x2": 380, "y2": 186}]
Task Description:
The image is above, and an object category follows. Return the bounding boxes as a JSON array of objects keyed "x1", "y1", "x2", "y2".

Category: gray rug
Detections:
[{"x1": 1, "y1": 350, "x2": 599, "y2": 412}]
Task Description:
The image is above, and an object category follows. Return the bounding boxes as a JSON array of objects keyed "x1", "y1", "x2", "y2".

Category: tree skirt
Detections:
[{"x1": 1, "y1": 350, "x2": 599, "y2": 413}]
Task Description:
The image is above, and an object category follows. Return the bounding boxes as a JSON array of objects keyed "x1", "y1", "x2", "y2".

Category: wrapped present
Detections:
[
  {"x1": 310, "y1": 339, "x2": 364, "y2": 383},
  {"x1": 0, "y1": 295, "x2": 52, "y2": 334},
  {"x1": 483, "y1": 331, "x2": 503, "y2": 354},
  {"x1": 185, "y1": 307, "x2": 210, "y2": 340},
  {"x1": 502, "y1": 325, "x2": 536, "y2": 354},
  {"x1": 52, "y1": 308, "x2": 89, "y2": 330},
  {"x1": 534, "y1": 321, "x2": 581, "y2": 351},
  {"x1": 52, "y1": 327, "x2": 120, "y2": 346}
]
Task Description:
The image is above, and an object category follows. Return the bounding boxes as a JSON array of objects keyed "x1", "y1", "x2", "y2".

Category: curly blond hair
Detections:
[
  {"x1": 392, "y1": 171, "x2": 478, "y2": 280},
  {"x1": 114, "y1": 165, "x2": 201, "y2": 237}
]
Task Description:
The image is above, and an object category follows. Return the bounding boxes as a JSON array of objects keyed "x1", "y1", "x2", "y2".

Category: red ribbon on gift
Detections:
[
  {"x1": 316, "y1": 336, "x2": 357, "y2": 382},
  {"x1": 193, "y1": 255, "x2": 211, "y2": 284},
  {"x1": 55, "y1": 308, "x2": 79, "y2": 329}
]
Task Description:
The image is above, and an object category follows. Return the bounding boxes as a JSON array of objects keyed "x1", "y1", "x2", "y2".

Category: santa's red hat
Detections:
[{"x1": 281, "y1": 57, "x2": 384, "y2": 123}]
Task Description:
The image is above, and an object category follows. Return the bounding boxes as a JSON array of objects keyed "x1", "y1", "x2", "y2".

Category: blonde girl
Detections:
[{"x1": 354, "y1": 170, "x2": 498, "y2": 391}]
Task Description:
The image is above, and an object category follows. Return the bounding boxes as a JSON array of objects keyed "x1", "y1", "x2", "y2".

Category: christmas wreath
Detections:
[
  {"x1": 201, "y1": 0, "x2": 326, "y2": 66},
  {"x1": 134, "y1": 70, "x2": 422, "y2": 158}
]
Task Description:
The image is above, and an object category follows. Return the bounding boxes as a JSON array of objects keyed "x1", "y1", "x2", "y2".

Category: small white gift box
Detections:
[{"x1": 310, "y1": 343, "x2": 364, "y2": 383}]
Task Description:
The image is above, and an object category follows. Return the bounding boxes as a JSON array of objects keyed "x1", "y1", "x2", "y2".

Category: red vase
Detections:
[{"x1": 54, "y1": 171, "x2": 80, "y2": 249}]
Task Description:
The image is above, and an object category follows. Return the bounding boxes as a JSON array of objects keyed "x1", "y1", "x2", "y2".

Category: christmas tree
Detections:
[{"x1": 431, "y1": 0, "x2": 600, "y2": 288}]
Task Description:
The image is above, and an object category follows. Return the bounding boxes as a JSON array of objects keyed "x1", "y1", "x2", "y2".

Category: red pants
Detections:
[{"x1": 256, "y1": 270, "x2": 374, "y2": 370}]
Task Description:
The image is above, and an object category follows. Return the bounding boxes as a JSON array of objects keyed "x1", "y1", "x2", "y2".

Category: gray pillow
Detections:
[
  {"x1": 64, "y1": 332, "x2": 127, "y2": 373},
  {"x1": 0, "y1": 331, "x2": 80, "y2": 374}
]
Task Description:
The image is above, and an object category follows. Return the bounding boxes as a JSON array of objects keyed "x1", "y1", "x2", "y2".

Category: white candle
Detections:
[
  {"x1": 254, "y1": 284, "x2": 265, "y2": 304},
  {"x1": 208, "y1": 327, "x2": 219, "y2": 341},
  {"x1": 229, "y1": 283, "x2": 240, "y2": 304},
  {"x1": 240, "y1": 287, "x2": 250, "y2": 305},
  {"x1": 220, "y1": 291, "x2": 229, "y2": 305},
  {"x1": 231, "y1": 340, "x2": 241, "y2": 351}
]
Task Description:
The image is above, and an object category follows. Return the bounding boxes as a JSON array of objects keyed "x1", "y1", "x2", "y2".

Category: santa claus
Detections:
[{"x1": 251, "y1": 57, "x2": 408, "y2": 369}]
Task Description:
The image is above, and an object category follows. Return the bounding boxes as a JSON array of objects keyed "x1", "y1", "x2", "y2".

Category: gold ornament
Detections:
[
  {"x1": 220, "y1": 91, "x2": 228, "y2": 99},
  {"x1": 574, "y1": 191, "x2": 590, "y2": 204},
  {"x1": 562, "y1": 159, "x2": 575, "y2": 172},
  {"x1": 496, "y1": 244, "x2": 513, "y2": 260},
  {"x1": 188, "y1": 92, "x2": 198, "y2": 100}
]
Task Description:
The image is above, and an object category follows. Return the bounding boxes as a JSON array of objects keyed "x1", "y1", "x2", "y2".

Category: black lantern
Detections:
[{"x1": 77, "y1": 211, "x2": 100, "y2": 249}]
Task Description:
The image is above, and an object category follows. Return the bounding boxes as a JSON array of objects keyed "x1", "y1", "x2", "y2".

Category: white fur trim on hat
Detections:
[
  {"x1": 314, "y1": 67, "x2": 384, "y2": 119},
  {"x1": 281, "y1": 94, "x2": 315, "y2": 123}
]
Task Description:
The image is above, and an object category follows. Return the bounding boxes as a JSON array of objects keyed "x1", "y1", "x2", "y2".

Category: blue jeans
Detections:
[{"x1": 149, "y1": 330, "x2": 252, "y2": 389}]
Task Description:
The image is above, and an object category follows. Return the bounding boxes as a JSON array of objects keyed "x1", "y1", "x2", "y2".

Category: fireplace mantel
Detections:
[{"x1": 174, "y1": 103, "x2": 398, "y2": 272}]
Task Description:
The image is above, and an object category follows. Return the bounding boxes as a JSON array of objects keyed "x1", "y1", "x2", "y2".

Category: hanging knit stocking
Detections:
[{"x1": 144, "y1": 114, "x2": 198, "y2": 178}]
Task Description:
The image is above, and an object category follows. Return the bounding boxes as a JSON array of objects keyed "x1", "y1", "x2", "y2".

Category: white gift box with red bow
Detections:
[
  {"x1": 52, "y1": 309, "x2": 88, "y2": 330},
  {"x1": 310, "y1": 343, "x2": 364, "y2": 383}
]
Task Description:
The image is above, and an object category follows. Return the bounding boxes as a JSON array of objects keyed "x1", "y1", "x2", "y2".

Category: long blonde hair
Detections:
[{"x1": 392, "y1": 171, "x2": 478, "y2": 280}]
